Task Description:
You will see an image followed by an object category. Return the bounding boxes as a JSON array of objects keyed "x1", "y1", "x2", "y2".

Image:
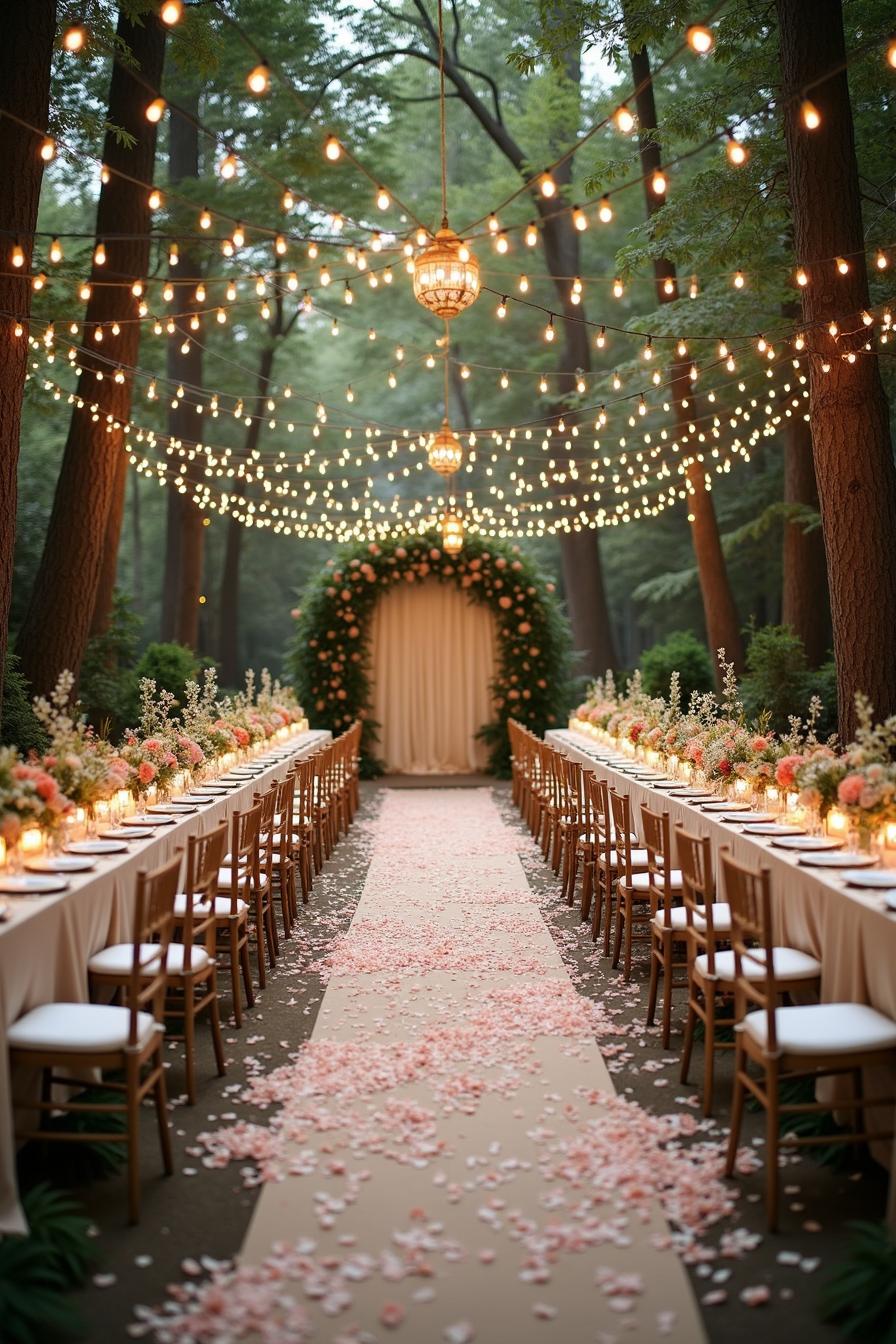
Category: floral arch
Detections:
[{"x1": 288, "y1": 533, "x2": 571, "y2": 775}]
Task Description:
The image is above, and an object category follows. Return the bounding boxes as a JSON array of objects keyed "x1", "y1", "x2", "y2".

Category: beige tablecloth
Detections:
[
  {"x1": 548, "y1": 728, "x2": 896, "y2": 1220},
  {"x1": 0, "y1": 729, "x2": 330, "y2": 1235}
]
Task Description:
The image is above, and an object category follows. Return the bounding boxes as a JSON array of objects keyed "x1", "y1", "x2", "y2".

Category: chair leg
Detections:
[
  {"x1": 153, "y1": 1050, "x2": 174, "y2": 1178},
  {"x1": 264, "y1": 898, "x2": 278, "y2": 966},
  {"x1": 127, "y1": 1060, "x2": 141, "y2": 1225},
  {"x1": 183, "y1": 994, "x2": 197, "y2": 1106},
  {"x1": 724, "y1": 1040, "x2": 747, "y2": 1177},
  {"x1": 765, "y1": 1062, "x2": 780, "y2": 1232},
  {"x1": 580, "y1": 858, "x2": 593, "y2": 923},
  {"x1": 209, "y1": 974, "x2": 227, "y2": 1079},
  {"x1": 602, "y1": 879, "x2": 614, "y2": 958},
  {"x1": 240, "y1": 933, "x2": 255, "y2": 1008},
  {"x1": 623, "y1": 904, "x2": 635, "y2": 982},
  {"x1": 253, "y1": 896, "x2": 267, "y2": 990},
  {"x1": 228, "y1": 926, "x2": 243, "y2": 1026},
  {"x1": 703, "y1": 992, "x2": 716, "y2": 1116},
  {"x1": 612, "y1": 894, "x2": 624, "y2": 970},
  {"x1": 661, "y1": 937, "x2": 674, "y2": 1048},
  {"x1": 646, "y1": 937, "x2": 660, "y2": 1027},
  {"x1": 680, "y1": 1000, "x2": 696, "y2": 1086}
]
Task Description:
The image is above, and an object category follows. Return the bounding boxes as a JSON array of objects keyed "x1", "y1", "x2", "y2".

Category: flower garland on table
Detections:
[
  {"x1": 288, "y1": 532, "x2": 571, "y2": 776},
  {"x1": 573, "y1": 662, "x2": 896, "y2": 834},
  {"x1": 0, "y1": 746, "x2": 71, "y2": 845},
  {"x1": 31, "y1": 670, "x2": 128, "y2": 809}
]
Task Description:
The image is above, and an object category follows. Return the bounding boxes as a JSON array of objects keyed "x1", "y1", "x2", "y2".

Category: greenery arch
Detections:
[{"x1": 288, "y1": 532, "x2": 571, "y2": 775}]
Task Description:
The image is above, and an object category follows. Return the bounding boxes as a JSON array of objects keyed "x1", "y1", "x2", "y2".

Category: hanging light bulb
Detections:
[
  {"x1": 324, "y1": 134, "x2": 341, "y2": 161},
  {"x1": 539, "y1": 171, "x2": 556, "y2": 198},
  {"x1": 835, "y1": 255, "x2": 850, "y2": 275},
  {"x1": 888, "y1": 37, "x2": 896, "y2": 68},
  {"x1": 413, "y1": 227, "x2": 480, "y2": 319},
  {"x1": 49, "y1": 237, "x2": 63, "y2": 264},
  {"x1": 725, "y1": 133, "x2": 748, "y2": 166},
  {"x1": 32, "y1": 271, "x2": 47, "y2": 291},
  {"x1": 428, "y1": 421, "x2": 464, "y2": 475},
  {"x1": 795, "y1": 265, "x2": 808, "y2": 286},
  {"x1": 686, "y1": 24, "x2": 714, "y2": 53},
  {"x1": 518, "y1": 274, "x2": 529, "y2": 293},
  {"x1": 662, "y1": 276, "x2": 676, "y2": 296},
  {"x1": 650, "y1": 169, "x2": 667, "y2": 196},
  {"x1": 168, "y1": 241, "x2": 179, "y2": 266},
  {"x1": 275, "y1": 233, "x2": 287, "y2": 256},
  {"x1": 376, "y1": 186, "x2": 390, "y2": 210},
  {"x1": 199, "y1": 205, "x2": 212, "y2": 229},
  {"x1": 94, "y1": 240, "x2": 106, "y2": 266},
  {"x1": 495, "y1": 231, "x2": 509, "y2": 254},
  {"x1": 219, "y1": 151, "x2": 238, "y2": 179},
  {"x1": 612, "y1": 277, "x2": 624, "y2": 298},
  {"x1": 496, "y1": 296, "x2": 507, "y2": 319},
  {"x1": 145, "y1": 97, "x2": 166, "y2": 123},
  {"x1": 801, "y1": 99, "x2": 821, "y2": 130},
  {"x1": 441, "y1": 508, "x2": 464, "y2": 554},
  {"x1": 877, "y1": 250, "x2": 889, "y2": 270},
  {"x1": 280, "y1": 188, "x2": 295, "y2": 212},
  {"x1": 733, "y1": 269, "x2": 745, "y2": 288},
  {"x1": 614, "y1": 104, "x2": 635, "y2": 133},
  {"x1": 40, "y1": 136, "x2": 56, "y2": 162},
  {"x1": 100, "y1": 163, "x2": 110, "y2": 184},
  {"x1": 62, "y1": 22, "x2": 86, "y2": 51},
  {"x1": 79, "y1": 280, "x2": 91, "y2": 300},
  {"x1": 598, "y1": 195, "x2": 613, "y2": 223},
  {"x1": 544, "y1": 315, "x2": 555, "y2": 342},
  {"x1": 595, "y1": 325, "x2": 606, "y2": 349},
  {"x1": 232, "y1": 222, "x2": 245, "y2": 248},
  {"x1": 525, "y1": 222, "x2": 538, "y2": 247},
  {"x1": 572, "y1": 205, "x2": 587, "y2": 231},
  {"x1": 499, "y1": 370, "x2": 509, "y2": 389},
  {"x1": 226, "y1": 281, "x2": 237, "y2": 301},
  {"x1": 247, "y1": 61, "x2": 270, "y2": 95},
  {"x1": 487, "y1": 213, "x2": 499, "y2": 234},
  {"x1": 160, "y1": 0, "x2": 184, "y2": 24}
]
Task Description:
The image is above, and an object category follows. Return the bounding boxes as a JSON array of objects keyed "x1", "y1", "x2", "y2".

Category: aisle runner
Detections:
[{"x1": 152, "y1": 790, "x2": 725, "y2": 1341}]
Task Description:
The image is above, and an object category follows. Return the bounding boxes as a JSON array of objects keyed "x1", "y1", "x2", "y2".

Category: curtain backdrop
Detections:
[{"x1": 369, "y1": 579, "x2": 497, "y2": 773}]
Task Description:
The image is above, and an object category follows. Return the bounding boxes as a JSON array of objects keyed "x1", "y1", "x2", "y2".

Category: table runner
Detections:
[{"x1": 0, "y1": 728, "x2": 330, "y2": 1235}]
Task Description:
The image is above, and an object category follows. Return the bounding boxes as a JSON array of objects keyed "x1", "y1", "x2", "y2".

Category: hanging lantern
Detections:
[
  {"x1": 441, "y1": 508, "x2": 464, "y2": 554},
  {"x1": 413, "y1": 226, "x2": 480, "y2": 319},
  {"x1": 427, "y1": 419, "x2": 464, "y2": 476}
]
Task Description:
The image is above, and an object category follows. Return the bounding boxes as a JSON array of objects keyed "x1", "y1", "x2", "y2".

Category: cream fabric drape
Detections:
[{"x1": 369, "y1": 579, "x2": 497, "y2": 773}]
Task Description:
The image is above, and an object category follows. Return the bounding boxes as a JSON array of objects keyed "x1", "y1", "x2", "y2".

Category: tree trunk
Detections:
[
  {"x1": 161, "y1": 90, "x2": 204, "y2": 648},
  {"x1": 90, "y1": 452, "x2": 128, "y2": 635},
  {"x1": 217, "y1": 344, "x2": 276, "y2": 687},
  {"x1": 776, "y1": 0, "x2": 896, "y2": 739},
  {"x1": 131, "y1": 469, "x2": 144, "y2": 613},
  {"x1": 0, "y1": 0, "x2": 56, "y2": 713},
  {"x1": 17, "y1": 8, "x2": 167, "y2": 693},
  {"x1": 628, "y1": 36, "x2": 744, "y2": 679},
  {"x1": 782, "y1": 413, "x2": 830, "y2": 665}
]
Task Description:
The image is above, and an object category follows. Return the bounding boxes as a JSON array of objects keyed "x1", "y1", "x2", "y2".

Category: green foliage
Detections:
[
  {"x1": 741, "y1": 625, "x2": 836, "y2": 737},
  {"x1": 79, "y1": 593, "x2": 141, "y2": 739},
  {"x1": 19, "y1": 1087, "x2": 128, "y2": 1184},
  {"x1": 0, "y1": 1184, "x2": 97, "y2": 1343},
  {"x1": 134, "y1": 642, "x2": 200, "y2": 711},
  {"x1": 819, "y1": 1221, "x2": 896, "y2": 1342},
  {"x1": 639, "y1": 631, "x2": 714, "y2": 702},
  {"x1": 288, "y1": 533, "x2": 571, "y2": 776},
  {"x1": 0, "y1": 654, "x2": 47, "y2": 755}
]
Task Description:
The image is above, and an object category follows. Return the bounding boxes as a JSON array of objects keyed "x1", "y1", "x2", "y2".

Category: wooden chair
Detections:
[
  {"x1": 563, "y1": 756, "x2": 596, "y2": 911},
  {"x1": 641, "y1": 805, "x2": 688, "y2": 1046},
  {"x1": 676, "y1": 827, "x2": 734, "y2": 1114},
  {"x1": 214, "y1": 802, "x2": 262, "y2": 1019},
  {"x1": 611, "y1": 790, "x2": 666, "y2": 980},
  {"x1": 592, "y1": 782, "x2": 649, "y2": 953},
  {"x1": 10, "y1": 852, "x2": 182, "y2": 1222},
  {"x1": 269, "y1": 773, "x2": 297, "y2": 937},
  {"x1": 252, "y1": 780, "x2": 279, "y2": 971},
  {"x1": 89, "y1": 822, "x2": 229, "y2": 1105},
  {"x1": 720, "y1": 847, "x2": 896, "y2": 1229}
]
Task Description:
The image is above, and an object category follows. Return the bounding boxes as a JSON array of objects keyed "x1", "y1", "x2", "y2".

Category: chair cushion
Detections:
[
  {"x1": 8, "y1": 1002, "x2": 160, "y2": 1054},
  {"x1": 603, "y1": 847, "x2": 650, "y2": 868},
  {"x1": 217, "y1": 866, "x2": 267, "y2": 889},
  {"x1": 88, "y1": 942, "x2": 211, "y2": 978},
  {"x1": 175, "y1": 893, "x2": 247, "y2": 919},
  {"x1": 651, "y1": 902, "x2": 732, "y2": 932},
  {"x1": 743, "y1": 1002, "x2": 896, "y2": 1056},
  {"x1": 631, "y1": 869, "x2": 683, "y2": 891},
  {"x1": 694, "y1": 947, "x2": 821, "y2": 983}
]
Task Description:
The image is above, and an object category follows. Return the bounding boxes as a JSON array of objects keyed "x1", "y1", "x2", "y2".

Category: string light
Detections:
[
  {"x1": 612, "y1": 278, "x2": 624, "y2": 299},
  {"x1": 148, "y1": 187, "x2": 164, "y2": 209},
  {"x1": 247, "y1": 61, "x2": 271, "y2": 95},
  {"x1": 159, "y1": 0, "x2": 184, "y2": 24},
  {"x1": 496, "y1": 296, "x2": 508, "y2": 319},
  {"x1": 199, "y1": 206, "x2": 212, "y2": 229},
  {"x1": 795, "y1": 266, "x2": 808, "y2": 286},
  {"x1": 614, "y1": 104, "x2": 635, "y2": 133},
  {"x1": 94, "y1": 240, "x2": 106, "y2": 266},
  {"x1": 572, "y1": 205, "x2": 587, "y2": 231},
  {"x1": 40, "y1": 136, "x2": 56, "y2": 162},
  {"x1": 650, "y1": 169, "x2": 667, "y2": 196},
  {"x1": 686, "y1": 24, "x2": 714, "y2": 54},
  {"x1": 598, "y1": 195, "x2": 614, "y2": 223},
  {"x1": 801, "y1": 99, "x2": 821, "y2": 130},
  {"x1": 725, "y1": 133, "x2": 748, "y2": 166},
  {"x1": 219, "y1": 151, "x2": 238, "y2": 179},
  {"x1": 539, "y1": 172, "x2": 556, "y2": 198},
  {"x1": 733, "y1": 269, "x2": 745, "y2": 288},
  {"x1": 877, "y1": 250, "x2": 889, "y2": 270},
  {"x1": 49, "y1": 237, "x2": 62, "y2": 263},
  {"x1": 525, "y1": 222, "x2": 538, "y2": 246},
  {"x1": 62, "y1": 22, "x2": 86, "y2": 52},
  {"x1": 324, "y1": 135, "x2": 341, "y2": 161},
  {"x1": 145, "y1": 97, "x2": 166, "y2": 124},
  {"x1": 376, "y1": 186, "x2": 390, "y2": 210},
  {"x1": 835, "y1": 255, "x2": 850, "y2": 274}
]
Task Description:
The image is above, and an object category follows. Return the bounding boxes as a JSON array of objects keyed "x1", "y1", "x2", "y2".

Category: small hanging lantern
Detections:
[
  {"x1": 427, "y1": 419, "x2": 464, "y2": 476},
  {"x1": 413, "y1": 227, "x2": 480, "y2": 319},
  {"x1": 441, "y1": 508, "x2": 464, "y2": 554}
]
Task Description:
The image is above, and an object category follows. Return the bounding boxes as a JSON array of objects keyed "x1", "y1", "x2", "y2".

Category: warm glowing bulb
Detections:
[
  {"x1": 835, "y1": 255, "x2": 849, "y2": 275},
  {"x1": 219, "y1": 151, "x2": 238, "y2": 179},
  {"x1": 94, "y1": 241, "x2": 106, "y2": 266},
  {"x1": 651, "y1": 170, "x2": 667, "y2": 196},
  {"x1": 324, "y1": 135, "x2": 341, "y2": 161},
  {"x1": 487, "y1": 213, "x2": 499, "y2": 234},
  {"x1": 612, "y1": 278, "x2": 624, "y2": 298},
  {"x1": 160, "y1": 0, "x2": 184, "y2": 25},
  {"x1": 232, "y1": 223, "x2": 245, "y2": 248},
  {"x1": 733, "y1": 269, "x2": 745, "y2": 288},
  {"x1": 148, "y1": 188, "x2": 163, "y2": 210},
  {"x1": 595, "y1": 326, "x2": 606, "y2": 349},
  {"x1": 888, "y1": 38, "x2": 896, "y2": 68},
  {"x1": 686, "y1": 24, "x2": 714, "y2": 53},
  {"x1": 496, "y1": 232, "x2": 509, "y2": 254},
  {"x1": 376, "y1": 186, "x2": 390, "y2": 210},
  {"x1": 247, "y1": 61, "x2": 270, "y2": 95},
  {"x1": 525, "y1": 222, "x2": 538, "y2": 246},
  {"x1": 877, "y1": 250, "x2": 889, "y2": 270},
  {"x1": 572, "y1": 205, "x2": 587, "y2": 231},
  {"x1": 518, "y1": 274, "x2": 529, "y2": 293},
  {"x1": 79, "y1": 281, "x2": 91, "y2": 301},
  {"x1": 795, "y1": 266, "x2": 808, "y2": 286},
  {"x1": 275, "y1": 233, "x2": 287, "y2": 255},
  {"x1": 801, "y1": 99, "x2": 821, "y2": 130},
  {"x1": 544, "y1": 317, "x2": 555, "y2": 342},
  {"x1": 540, "y1": 172, "x2": 556, "y2": 198},
  {"x1": 598, "y1": 195, "x2": 613, "y2": 223},
  {"x1": 614, "y1": 104, "x2": 635, "y2": 133},
  {"x1": 40, "y1": 136, "x2": 56, "y2": 162},
  {"x1": 49, "y1": 237, "x2": 63, "y2": 263},
  {"x1": 496, "y1": 297, "x2": 507, "y2": 319},
  {"x1": 199, "y1": 206, "x2": 212, "y2": 229},
  {"x1": 62, "y1": 23, "x2": 86, "y2": 51},
  {"x1": 726, "y1": 134, "x2": 748, "y2": 166},
  {"x1": 145, "y1": 97, "x2": 166, "y2": 123}
]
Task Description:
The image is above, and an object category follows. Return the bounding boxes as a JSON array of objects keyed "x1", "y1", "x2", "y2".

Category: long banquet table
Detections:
[
  {"x1": 0, "y1": 727, "x2": 330, "y2": 1235},
  {"x1": 547, "y1": 727, "x2": 896, "y2": 1223}
]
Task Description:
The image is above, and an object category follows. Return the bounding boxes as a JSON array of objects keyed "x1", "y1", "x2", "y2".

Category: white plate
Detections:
[
  {"x1": 195, "y1": 785, "x2": 231, "y2": 794},
  {"x1": 125, "y1": 813, "x2": 176, "y2": 827},
  {"x1": 702, "y1": 802, "x2": 750, "y2": 813},
  {"x1": 797, "y1": 851, "x2": 878, "y2": 869},
  {"x1": 0, "y1": 874, "x2": 70, "y2": 895},
  {"x1": 102, "y1": 826, "x2": 153, "y2": 841},
  {"x1": 25, "y1": 856, "x2": 97, "y2": 874},
  {"x1": 771, "y1": 835, "x2": 844, "y2": 851},
  {"x1": 741, "y1": 823, "x2": 806, "y2": 837},
  {"x1": 148, "y1": 803, "x2": 196, "y2": 814},
  {"x1": 669, "y1": 788, "x2": 714, "y2": 798},
  {"x1": 842, "y1": 870, "x2": 896, "y2": 890},
  {"x1": 179, "y1": 795, "x2": 214, "y2": 804},
  {"x1": 725, "y1": 812, "x2": 777, "y2": 824},
  {"x1": 66, "y1": 839, "x2": 128, "y2": 855}
]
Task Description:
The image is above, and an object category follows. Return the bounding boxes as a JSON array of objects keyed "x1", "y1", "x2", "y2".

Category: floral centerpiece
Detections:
[
  {"x1": 0, "y1": 745, "x2": 71, "y2": 849},
  {"x1": 31, "y1": 671, "x2": 129, "y2": 810},
  {"x1": 119, "y1": 680, "x2": 180, "y2": 799}
]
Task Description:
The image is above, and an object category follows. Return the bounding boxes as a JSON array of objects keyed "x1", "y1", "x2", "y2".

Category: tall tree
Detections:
[
  {"x1": 781, "y1": 418, "x2": 830, "y2": 666},
  {"x1": 161, "y1": 89, "x2": 204, "y2": 648},
  {"x1": 776, "y1": 0, "x2": 896, "y2": 737},
  {"x1": 626, "y1": 31, "x2": 744, "y2": 676},
  {"x1": 17, "y1": 6, "x2": 166, "y2": 693},
  {"x1": 0, "y1": 0, "x2": 57, "y2": 715}
]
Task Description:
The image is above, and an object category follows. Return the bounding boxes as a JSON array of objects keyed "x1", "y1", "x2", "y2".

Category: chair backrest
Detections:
[
  {"x1": 274, "y1": 773, "x2": 295, "y2": 853},
  {"x1": 129, "y1": 851, "x2": 182, "y2": 1041},
  {"x1": 256, "y1": 781, "x2": 278, "y2": 881},
  {"x1": 294, "y1": 754, "x2": 314, "y2": 826},
  {"x1": 675, "y1": 825, "x2": 722, "y2": 967},
  {"x1": 609, "y1": 789, "x2": 637, "y2": 881},
  {"x1": 180, "y1": 820, "x2": 229, "y2": 967},
  {"x1": 564, "y1": 757, "x2": 590, "y2": 832},
  {"x1": 227, "y1": 801, "x2": 263, "y2": 909},
  {"x1": 719, "y1": 847, "x2": 779, "y2": 1049},
  {"x1": 640, "y1": 803, "x2": 675, "y2": 917}
]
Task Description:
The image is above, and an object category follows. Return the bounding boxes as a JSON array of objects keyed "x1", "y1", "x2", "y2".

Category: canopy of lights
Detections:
[{"x1": 8, "y1": 5, "x2": 896, "y2": 551}]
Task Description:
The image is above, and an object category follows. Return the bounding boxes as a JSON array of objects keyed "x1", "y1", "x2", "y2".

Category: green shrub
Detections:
[
  {"x1": 741, "y1": 625, "x2": 837, "y2": 736},
  {"x1": 0, "y1": 1184, "x2": 97, "y2": 1342},
  {"x1": 0, "y1": 654, "x2": 47, "y2": 755},
  {"x1": 639, "y1": 631, "x2": 714, "y2": 702},
  {"x1": 819, "y1": 1221, "x2": 896, "y2": 1342},
  {"x1": 79, "y1": 593, "x2": 141, "y2": 737},
  {"x1": 134, "y1": 642, "x2": 199, "y2": 712}
]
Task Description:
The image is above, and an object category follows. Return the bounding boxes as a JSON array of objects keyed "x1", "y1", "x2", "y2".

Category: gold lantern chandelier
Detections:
[
  {"x1": 441, "y1": 507, "x2": 464, "y2": 554},
  {"x1": 427, "y1": 325, "x2": 464, "y2": 476},
  {"x1": 412, "y1": 0, "x2": 480, "y2": 319}
]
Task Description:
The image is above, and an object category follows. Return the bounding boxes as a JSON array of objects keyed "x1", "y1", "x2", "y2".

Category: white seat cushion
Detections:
[
  {"x1": 743, "y1": 1002, "x2": 896, "y2": 1056},
  {"x1": 175, "y1": 893, "x2": 247, "y2": 919},
  {"x1": 694, "y1": 947, "x2": 821, "y2": 983},
  {"x1": 604, "y1": 847, "x2": 650, "y2": 868},
  {"x1": 631, "y1": 869, "x2": 683, "y2": 891},
  {"x1": 88, "y1": 942, "x2": 211, "y2": 977},
  {"x1": 652, "y1": 902, "x2": 732, "y2": 932},
  {"x1": 8, "y1": 1002, "x2": 160, "y2": 1054},
  {"x1": 218, "y1": 866, "x2": 267, "y2": 889}
]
